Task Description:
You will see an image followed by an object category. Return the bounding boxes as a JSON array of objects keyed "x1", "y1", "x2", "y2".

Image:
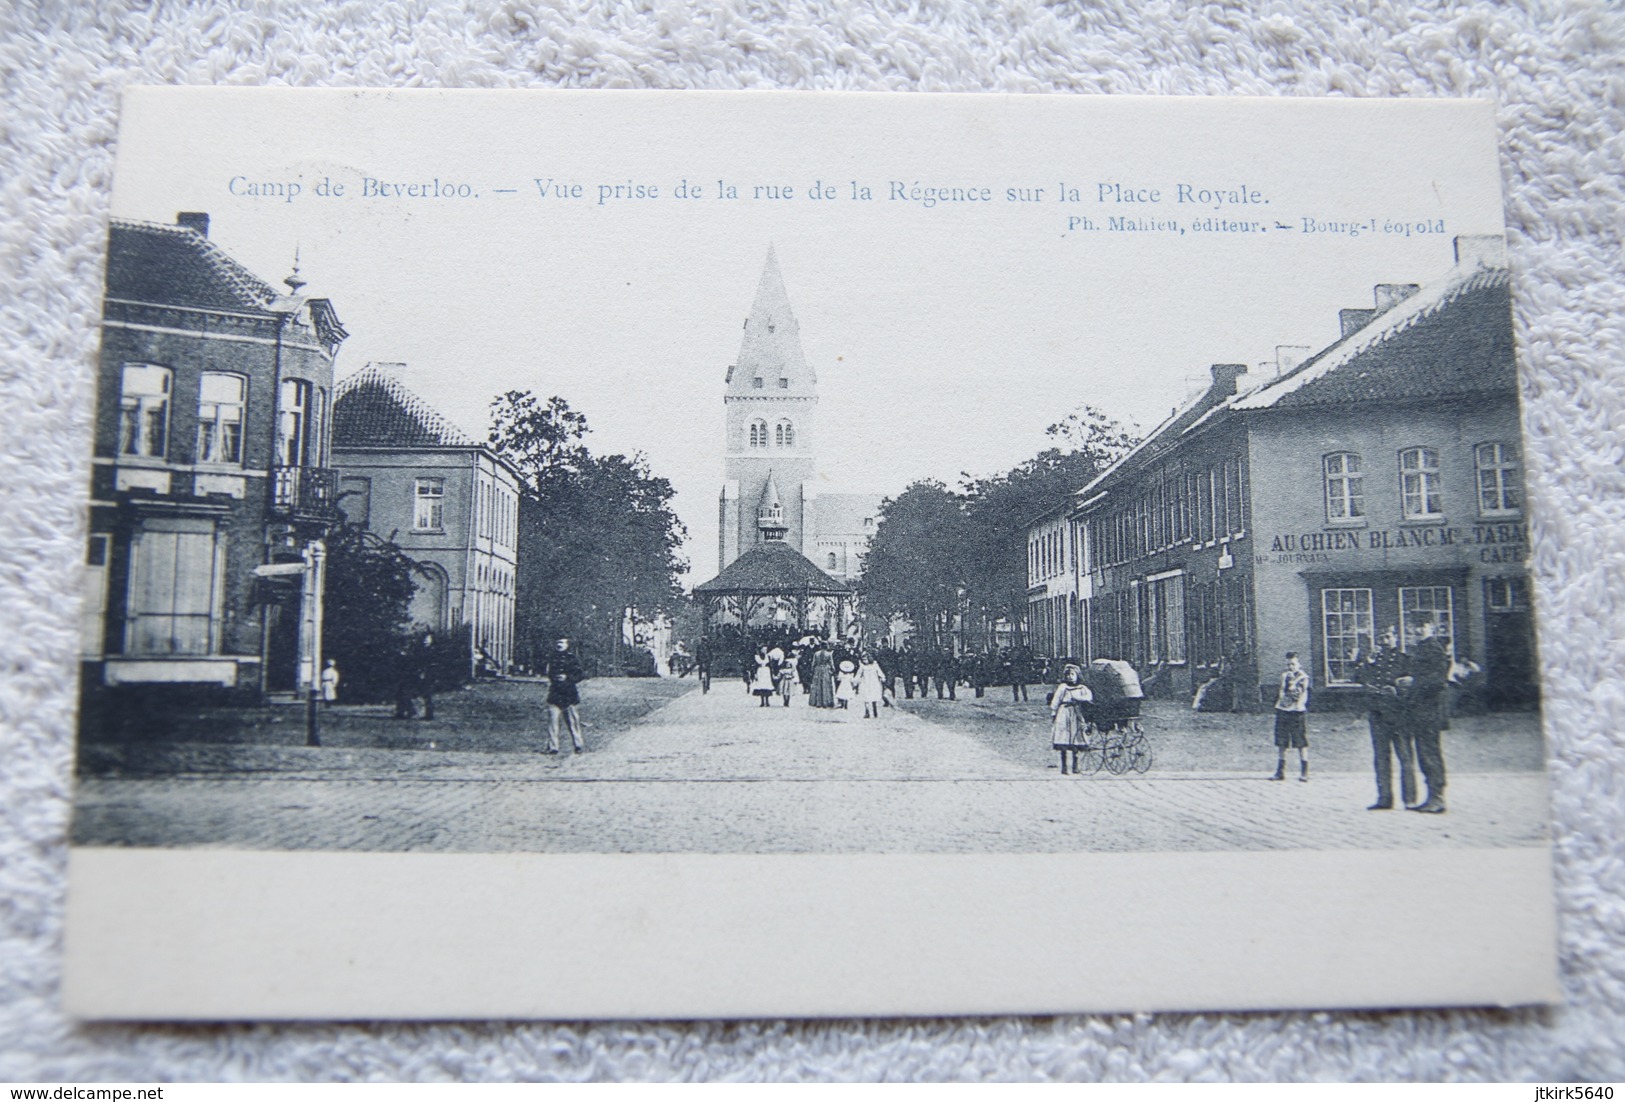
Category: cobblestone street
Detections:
[{"x1": 71, "y1": 680, "x2": 1551, "y2": 854}]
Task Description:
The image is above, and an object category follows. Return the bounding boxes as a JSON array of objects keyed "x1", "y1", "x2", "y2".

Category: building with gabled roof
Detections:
[
  {"x1": 84, "y1": 212, "x2": 346, "y2": 697},
  {"x1": 332, "y1": 363, "x2": 519, "y2": 672},
  {"x1": 1065, "y1": 236, "x2": 1535, "y2": 710}
]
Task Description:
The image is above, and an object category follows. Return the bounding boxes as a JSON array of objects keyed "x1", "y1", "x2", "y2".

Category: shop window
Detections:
[
  {"x1": 1399, "y1": 446, "x2": 1443, "y2": 519},
  {"x1": 1475, "y1": 442, "x2": 1522, "y2": 515},
  {"x1": 1323, "y1": 452, "x2": 1364, "y2": 522},
  {"x1": 127, "y1": 519, "x2": 221, "y2": 656},
  {"x1": 414, "y1": 477, "x2": 445, "y2": 531},
  {"x1": 196, "y1": 373, "x2": 245, "y2": 465},
  {"x1": 1321, "y1": 587, "x2": 1373, "y2": 685},
  {"x1": 118, "y1": 364, "x2": 171, "y2": 458},
  {"x1": 1399, "y1": 586, "x2": 1455, "y2": 651}
]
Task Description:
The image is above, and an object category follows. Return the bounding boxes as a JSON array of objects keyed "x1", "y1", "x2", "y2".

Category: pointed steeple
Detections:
[
  {"x1": 727, "y1": 246, "x2": 816, "y2": 395},
  {"x1": 756, "y1": 470, "x2": 788, "y2": 541}
]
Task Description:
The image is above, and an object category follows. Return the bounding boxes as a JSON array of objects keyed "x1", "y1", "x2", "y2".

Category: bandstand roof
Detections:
[{"x1": 693, "y1": 541, "x2": 851, "y2": 598}]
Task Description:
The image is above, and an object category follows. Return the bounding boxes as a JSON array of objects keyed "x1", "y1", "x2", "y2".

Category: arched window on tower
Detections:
[
  {"x1": 749, "y1": 419, "x2": 768, "y2": 448},
  {"x1": 776, "y1": 419, "x2": 795, "y2": 449}
]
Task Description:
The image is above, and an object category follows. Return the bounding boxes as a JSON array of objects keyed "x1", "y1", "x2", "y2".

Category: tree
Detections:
[
  {"x1": 489, "y1": 391, "x2": 589, "y2": 494},
  {"x1": 320, "y1": 521, "x2": 422, "y2": 703},
  {"x1": 857, "y1": 480, "x2": 969, "y2": 648},
  {"x1": 489, "y1": 392, "x2": 688, "y2": 670},
  {"x1": 960, "y1": 406, "x2": 1138, "y2": 645},
  {"x1": 857, "y1": 406, "x2": 1139, "y2": 653}
]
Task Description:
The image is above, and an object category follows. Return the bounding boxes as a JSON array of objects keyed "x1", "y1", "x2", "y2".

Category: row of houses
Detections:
[
  {"x1": 1025, "y1": 235, "x2": 1538, "y2": 710},
  {"x1": 83, "y1": 213, "x2": 519, "y2": 700}
]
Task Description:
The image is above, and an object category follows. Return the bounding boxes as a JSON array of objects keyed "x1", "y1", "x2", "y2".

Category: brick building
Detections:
[
  {"x1": 331, "y1": 364, "x2": 520, "y2": 672},
  {"x1": 1067, "y1": 236, "x2": 1535, "y2": 709},
  {"x1": 84, "y1": 213, "x2": 346, "y2": 696}
]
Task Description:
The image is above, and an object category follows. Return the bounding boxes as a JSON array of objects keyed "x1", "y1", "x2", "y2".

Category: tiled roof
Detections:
[
  {"x1": 811, "y1": 493, "x2": 885, "y2": 537},
  {"x1": 1232, "y1": 266, "x2": 1512, "y2": 411},
  {"x1": 694, "y1": 540, "x2": 851, "y2": 596},
  {"x1": 1076, "y1": 253, "x2": 1513, "y2": 507},
  {"x1": 104, "y1": 219, "x2": 280, "y2": 312},
  {"x1": 333, "y1": 365, "x2": 480, "y2": 449},
  {"x1": 727, "y1": 245, "x2": 817, "y2": 395}
]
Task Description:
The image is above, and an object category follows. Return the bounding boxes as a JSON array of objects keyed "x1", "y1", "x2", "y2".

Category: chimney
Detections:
[
  {"x1": 1275, "y1": 345, "x2": 1311, "y2": 376},
  {"x1": 1453, "y1": 234, "x2": 1507, "y2": 269},
  {"x1": 1339, "y1": 308, "x2": 1377, "y2": 338},
  {"x1": 1209, "y1": 363, "x2": 1248, "y2": 396},
  {"x1": 176, "y1": 212, "x2": 210, "y2": 237},
  {"x1": 1373, "y1": 283, "x2": 1421, "y2": 313}
]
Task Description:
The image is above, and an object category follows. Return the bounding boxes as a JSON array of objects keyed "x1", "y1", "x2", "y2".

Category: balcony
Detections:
[{"x1": 269, "y1": 466, "x2": 339, "y2": 522}]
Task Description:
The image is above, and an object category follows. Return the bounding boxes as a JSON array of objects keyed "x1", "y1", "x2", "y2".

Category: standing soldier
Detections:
[
  {"x1": 1358, "y1": 626, "x2": 1415, "y2": 810},
  {"x1": 1402, "y1": 619, "x2": 1452, "y2": 813},
  {"x1": 541, "y1": 636, "x2": 588, "y2": 753}
]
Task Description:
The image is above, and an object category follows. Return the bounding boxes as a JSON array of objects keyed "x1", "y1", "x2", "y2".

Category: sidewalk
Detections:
[{"x1": 71, "y1": 682, "x2": 1551, "y2": 854}]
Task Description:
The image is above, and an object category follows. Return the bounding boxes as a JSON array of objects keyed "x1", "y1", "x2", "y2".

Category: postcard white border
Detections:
[{"x1": 64, "y1": 846, "x2": 1558, "y2": 1019}]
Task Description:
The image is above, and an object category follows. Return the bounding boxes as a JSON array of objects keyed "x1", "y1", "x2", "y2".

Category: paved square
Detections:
[{"x1": 72, "y1": 682, "x2": 1550, "y2": 854}]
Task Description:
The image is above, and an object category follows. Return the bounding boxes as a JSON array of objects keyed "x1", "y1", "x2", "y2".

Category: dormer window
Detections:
[
  {"x1": 778, "y1": 377, "x2": 789, "y2": 389},
  {"x1": 752, "y1": 377, "x2": 763, "y2": 389}
]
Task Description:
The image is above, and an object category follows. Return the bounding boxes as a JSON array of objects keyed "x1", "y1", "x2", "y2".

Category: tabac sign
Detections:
[{"x1": 1254, "y1": 521, "x2": 1529, "y2": 567}]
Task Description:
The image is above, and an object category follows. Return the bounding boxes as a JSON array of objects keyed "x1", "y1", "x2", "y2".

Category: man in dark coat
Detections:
[
  {"x1": 1402, "y1": 620, "x2": 1451, "y2": 813},
  {"x1": 1357, "y1": 626, "x2": 1416, "y2": 810},
  {"x1": 541, "y1": 636, "x2": 588, "y2": 754},
  {"x1": 933, "y1": 648, "x2": 958, "y2": 700}
]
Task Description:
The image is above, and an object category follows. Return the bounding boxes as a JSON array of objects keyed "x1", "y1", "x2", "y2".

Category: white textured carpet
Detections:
[{"x1": 3, "y1": 0, "x2": 1622, "y2": 1082}]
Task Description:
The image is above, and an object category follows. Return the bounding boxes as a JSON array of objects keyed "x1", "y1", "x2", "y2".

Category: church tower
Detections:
[{"x1": 719, "y1": 247, "x2": 819, "y2": 572}]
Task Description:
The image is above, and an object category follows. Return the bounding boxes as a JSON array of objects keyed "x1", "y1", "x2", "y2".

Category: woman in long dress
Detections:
[
  {"x1": 751, "y1": 647, "x2": 776, "y2": 707},
  {"x1": 857, "y1": 653, "x2": 886, "y2": 719},
  {"x1": 1051, "y1": 663, "x2": 1094, "y2": 774},
  {"x1": 809, "y1": 645, "x2": 837, "y2": 708}
]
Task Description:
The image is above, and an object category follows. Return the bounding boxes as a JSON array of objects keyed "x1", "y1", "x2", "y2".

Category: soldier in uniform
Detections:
[
  {"x1": 1401, "y1": 619, "x2": 1452, "y2": 813},
  {"x1": 1356, "y1": 625, "x2": 1415, "y2": 810}
]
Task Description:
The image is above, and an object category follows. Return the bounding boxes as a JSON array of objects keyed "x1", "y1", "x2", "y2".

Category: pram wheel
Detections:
[
  {"x1": 1076, "y1": 744, "x2": 1104, "y2": 775},
  {"x1": 1128, "y1": 738, "x2": 1152, "y2": 774}
]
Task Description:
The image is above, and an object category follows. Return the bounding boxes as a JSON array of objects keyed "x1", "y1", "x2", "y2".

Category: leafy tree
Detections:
[
  {"x1": 959, "y1": 406, "x2": 1138, "y2": 645},
  {"x1": 320, "y1": 521, "x2": 422, "y2": 703},
  {"x1": 858, "y1": 480, "x2": 969, "y2": 648},
  {"x1": 858, "y1": 406, "x2": 1139, "y2": 652},
  {"x1": 489, "y1": 391, "x2": 590, "y2": 493},
  {"x1": 490, "y1": 392, "x2": 688, "y2": 670}
]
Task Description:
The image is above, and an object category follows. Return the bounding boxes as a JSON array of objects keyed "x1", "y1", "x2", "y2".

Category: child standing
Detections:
[{"x1": 1270, "y1": 651, "x2": 1311, "y2": 782}]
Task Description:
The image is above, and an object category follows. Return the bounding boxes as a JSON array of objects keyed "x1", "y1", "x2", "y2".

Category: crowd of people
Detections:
[{"x1": 678, "y1": 619, "x2": 1474, "y2": 816}]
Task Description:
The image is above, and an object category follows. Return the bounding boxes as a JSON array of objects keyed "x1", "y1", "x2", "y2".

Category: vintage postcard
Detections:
[{"x1": 64, "y1": 89, "x2": 1557, "y2": 1018}]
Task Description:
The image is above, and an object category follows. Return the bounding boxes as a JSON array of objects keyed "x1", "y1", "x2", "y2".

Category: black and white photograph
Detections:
[{"x1": 60, "y1": 89, "x2": 1558, "y2": 1018}]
